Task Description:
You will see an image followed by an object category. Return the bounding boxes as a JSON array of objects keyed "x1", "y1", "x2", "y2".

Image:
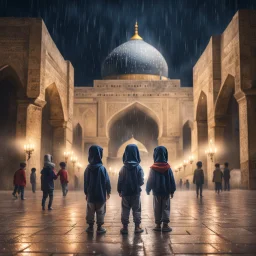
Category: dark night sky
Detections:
[{"x1": 1, "y1": 0, "x2": 256, "y2": 87}]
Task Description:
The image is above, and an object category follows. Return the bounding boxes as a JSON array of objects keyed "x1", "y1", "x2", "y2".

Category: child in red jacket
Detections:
[
  {"x1": 12, "y1": 162, "x2": 27, "y2": 200},
  {"x1": 57, "y1": 162, "x2": 69, "y2": 197}
]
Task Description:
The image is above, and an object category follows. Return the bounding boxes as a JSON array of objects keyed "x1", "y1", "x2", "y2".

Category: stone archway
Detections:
[
  {"x1": 196, "y1": 91, "x2": 208, "y2": 183},
  {"x1": 214, "y1": 75, "x2": 240, "y2": 169},
  {"x1": 107, "y1": 102, "x2": 159, "y2": 169},
  {"x1": 41, "y1": 83, "x2": 65, "y2": 167},
  {"x1": 0, "y1": 65, "x2": 26, "y2": 189},
  {"x1": 183, "y1": 120, "x2": 193, "y2": 156},
  {"x1": 73, "y1": 123, "x2": 83, "y2": 159}
]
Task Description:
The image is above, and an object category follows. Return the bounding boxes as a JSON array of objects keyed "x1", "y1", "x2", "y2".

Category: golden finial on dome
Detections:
[{"x1": 130, "y1": 21, "x2": 143, "y2": 40}]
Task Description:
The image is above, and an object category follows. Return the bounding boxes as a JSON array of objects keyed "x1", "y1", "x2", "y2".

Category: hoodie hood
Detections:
[
  {"x1": 44, "y1": 154, "x2": 55, "y2": 168},
  {"x1": 88, "y1": 145, "x2": 103, "y2": 167},
  {"x1": 151, "y1": 146, "x2": 170, "y2": 173},
  {"x1": 123, "y1": 144, "x2": 141, "y2": 168}
]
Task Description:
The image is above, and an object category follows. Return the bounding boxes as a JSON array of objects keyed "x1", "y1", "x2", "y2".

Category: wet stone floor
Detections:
[{"x1": 0, "y1": 190, "x2": 256, "y2": 255}]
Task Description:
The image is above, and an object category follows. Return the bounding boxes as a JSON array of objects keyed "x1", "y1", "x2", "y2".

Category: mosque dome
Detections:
[
  {"x1": 117, "y1": 136, "x2": 148, "y2": 158},
  {"x1": 101, "y1": 22, "x2": 168, "y2": 80}
]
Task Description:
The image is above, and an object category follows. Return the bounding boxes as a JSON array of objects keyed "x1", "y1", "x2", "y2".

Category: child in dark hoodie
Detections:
[
  {"x1": 118, "y1": 144, "x2": 144, "y2": 234},
  {"x1": 146, "y1": 146, "x2": 176, "y2": 232},
  {"x1": 84, "y1": 145, "x2": 111, "y2": 234},
  {"x1": 41, "y1": 154, "x2": 57, "y2": 210}
]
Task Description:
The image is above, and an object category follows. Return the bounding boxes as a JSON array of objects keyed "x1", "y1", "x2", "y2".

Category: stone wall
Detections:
[
  {"x1": 0, "y1": 18, "x2": 74, "y2": 189},
  {"x1": 74, "y1": 80, "x2": 193, "y2": 166},
  {"x1": 192, "y1": 10, "x2": 256, "y2": 189}
]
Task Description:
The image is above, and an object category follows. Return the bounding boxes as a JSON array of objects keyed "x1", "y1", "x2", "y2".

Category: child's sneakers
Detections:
[
  {"x1": 120, "y1": 225, "x2": 128, "y2": 234},
  {"x1": 86, "y1": 225, "x2": 94, "y2": 233},
  {"x1": 162, "y1": 223, "x2": 172, "y2": 232},
  {"x1": 153, "y1": 224, "x2": 162, "y2": 232},
  {"x1": 135, "y1": 225, "x2": 144, "y2": 234},
  {"x1": 97, "y1": 225, "x2": 106, "y2": 234}
]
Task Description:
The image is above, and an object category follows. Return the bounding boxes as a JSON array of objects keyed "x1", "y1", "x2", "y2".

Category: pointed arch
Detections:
[
  {"x1": 215, "y1": 74, "x2": 235, "y2": 120},
  {"x1": 106, "y1": 101, "x2": 161, "y2": 138},
  {"x1": 73, "y1": 123, "x2": 83, "y2": 157},
  {"x1": 44, "y1": 83, "x2": 65, "y2": 122},
  {"x1": 196, "y1": 91, "x2": 207, "y2": 122},
  {"x1": 183, "y1": 120, "x2": 193, "y2": 155}
]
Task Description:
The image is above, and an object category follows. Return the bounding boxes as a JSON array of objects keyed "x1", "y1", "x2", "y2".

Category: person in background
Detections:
[
  {"x1": 118, "y1": 144, "x2": 144, "y2": 234},
  {"x1": 30, "y1": 168, "x2": 36, "y2": 193},
  {"x1": 57, "y1": 162, "x2": 69, "y2": 197},
  {"x1": 185, "y1": 179, "x2": 190, "y2": 190},
  {"x1": 146, "y1": 146, "x2": 176, "y2": 232},
  {"x1": 41, "y1": 154, "x2": 57, "y2": 210},
  {"x1": 223, "y1": 162, "x2": 231, "y2": 191},
  {"x1": 193, "y1": 161, "x2": 204, "y2": 198},
  {"x1": 12, "y1": 162, "x2": 26, "y2": 199},
  {"x1": 84, "y1": 145, "x2": 111, "y2": 234},
  {"x1": 212, "y1": 163, "x2": 223, "y2": 194},
  {"x1": 179, "y1": 179, "x2": 183, "y2": 190}
]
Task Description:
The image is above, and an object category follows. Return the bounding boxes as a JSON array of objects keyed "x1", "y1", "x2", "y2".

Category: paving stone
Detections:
[{"x1": 0, "y1": 190, "x2": 256, "y2": 255}]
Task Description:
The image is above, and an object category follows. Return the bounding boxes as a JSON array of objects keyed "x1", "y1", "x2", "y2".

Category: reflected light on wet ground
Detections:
[{"x1": 0, "y1": 190, "x2": 256, "y2": 255}]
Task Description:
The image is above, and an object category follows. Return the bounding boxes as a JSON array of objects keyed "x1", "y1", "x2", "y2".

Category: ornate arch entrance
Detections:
[{"x1": 107, "y1": 102, "x2": 159, "y2": 171}]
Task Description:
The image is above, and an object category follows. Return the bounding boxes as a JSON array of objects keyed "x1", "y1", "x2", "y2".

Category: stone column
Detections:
[
  {"x1": 25, "y1": 103, "x2": 43, "y2": 187},
  {"x1": 238, "y1": 95, "x2": 256, "y2": 189}
]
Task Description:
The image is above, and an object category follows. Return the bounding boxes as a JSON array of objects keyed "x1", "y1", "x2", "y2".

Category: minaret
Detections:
[{"x1": 130, "y1": 21, "x2": 143, "y2": 40}]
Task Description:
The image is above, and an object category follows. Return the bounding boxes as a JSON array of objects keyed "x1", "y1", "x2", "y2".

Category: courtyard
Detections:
[{"x1": 0, "y1": 190, "x2": 256, "y2": 255}]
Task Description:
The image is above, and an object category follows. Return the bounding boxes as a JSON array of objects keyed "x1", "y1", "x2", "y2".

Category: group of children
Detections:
[
  {"x1": 192, "y1": 161, "x2": 231, "y2": 197},
  {"x1": 84, "y1": 144, "x2": 176, "y2": 235},
  {"x1": 12, "y1": 156, "x2": 69, "y2": 209},
  {"x1": 212, "y1": 162, "x2": 230, "y2": 193}
]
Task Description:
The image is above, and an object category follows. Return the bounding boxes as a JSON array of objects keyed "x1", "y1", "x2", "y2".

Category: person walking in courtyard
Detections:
[
  {"x1": 179, "y1": 179, "x2": 183, "y2": 190},
  {"x1": 146, "y1": 146, "x2": 176, "y2": 232},
  {"x1": 212, "y1": 163, "x2": 223, "y2": 194},
  {"x1": 41, "y1": 154, "x2": 57, "y2": 210},
  {"x1": 223, "y1": 162, "x2": 231, "y2": 191},
  {"x1": 185, "y1": 179, "x2": 190, "y2": 190},
  {"x1": 84, "y1": 145, "x2": 111, "y2": 234},
  {"x1": 30, "y1": 168, "x2": 36, "y2": 193},
  {"x1": 12, "y1": 162, "x2": 26, "y2": 199},
  {"x1": 57, "y1": 162, "x2": 69, "y2": 197},
  {"x1": 118, "y1": 144, "x2": 144, "y2": 234},
  {"x1": 193, "y1": 161, "x2": 204, "y2": 198}
]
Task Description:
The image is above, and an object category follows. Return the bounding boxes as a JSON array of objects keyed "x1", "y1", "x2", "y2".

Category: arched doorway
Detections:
[
  {"x1": 73, "y1": 123, "x2": 83, "y2": 159},
  {"x1": 215, "y1": 75, "x2": 240, "y2": 170},
  {"x1": 41, "y1": 83, "x2": 65, "y2": 167},
  {"x1": 107, "y1": 103, "x2": 159, "y2": 172},
  {"x1": 0, "y1": 66, "x2": 25, "y2": 189},
  {"x1": 183, "y1": 120, "x2": 192, "y2": 156},
  {"x1": 196, "y1": 91, "x2": 208, "y2": 183}
]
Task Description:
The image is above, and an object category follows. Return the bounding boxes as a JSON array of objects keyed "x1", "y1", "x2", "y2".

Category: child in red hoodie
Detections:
[
  {"x1": 12, "y1": 162, "x2": 27, "y2": 200},
  {"x1": 146, "y1": 146, "x2": 176, "y2": 232},
  {"x1": 57, "y1": 162, "x2": 69, "y2": 197}
]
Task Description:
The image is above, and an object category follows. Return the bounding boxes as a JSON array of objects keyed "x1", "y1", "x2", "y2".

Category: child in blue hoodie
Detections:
[
  {"x1": 118, "y1": 144, "x2": 144, "y2": 234},
  {"x1": 41, "y1": 154, "x2": 57, "y2": 211},
  {"x1": 84, "y1": 145, "x2": 111, "y2": 234},
  {"x1": 146, "y1": 146, "x2": 176, "y2": 232}
]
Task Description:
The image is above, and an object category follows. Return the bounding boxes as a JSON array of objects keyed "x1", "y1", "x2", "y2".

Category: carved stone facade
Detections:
[
  {"x1": 191, "y1": 10, "x2": 256, "y2": 189},
  {"x1": 0, "y1": 18, "x2": 74, "y2": 189},
  {"x1": 73, "y1": 80, "x2": 193, "y2": 167}
]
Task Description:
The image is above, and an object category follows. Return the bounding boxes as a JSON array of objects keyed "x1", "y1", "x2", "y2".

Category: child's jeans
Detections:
[
  {"x1": 19, "y1": 186, "x2": 25, "y2": 200},
  {"x1": 42, "y1": 189, "x2": 54, "y2": 208},
  {"x1": 121, "y1": 195, "x2": 141, "y2": 226},
  {"x1": 12, "y1": 185, "x2": 19, "y2": 196},
  {"x1": 153, "y1": 196, "x2": 170, "y2": 224},
  {"x1": 86, "y1": 202, "x2": 106, "y2": 225},
  {"x1": 31, "y1": 183, "x2": 36, "y2": 193},
  {"x1": 61, "y1": 183, "x2": 68, "y2": 196}
]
